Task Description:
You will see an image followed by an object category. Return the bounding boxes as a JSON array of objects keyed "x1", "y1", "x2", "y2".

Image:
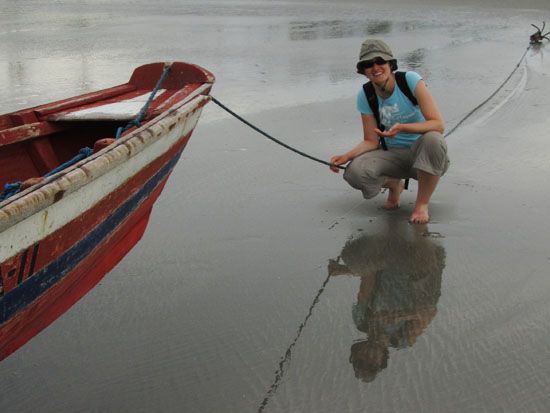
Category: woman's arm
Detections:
[
  {"x1": 375, "y1": 80, "x2": 445, "y2": 137},
  {"x1": 329, "y1": 114, "x2": 379, "y2": 172}
]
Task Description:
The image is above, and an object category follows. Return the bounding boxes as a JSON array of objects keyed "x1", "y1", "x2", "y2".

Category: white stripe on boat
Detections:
[
  {"x1": 0, "y1": 89, "x2": 209, "y2": 263},
  {"x1": 49, "y1": 90, "x2": 167, "y2": 121}
]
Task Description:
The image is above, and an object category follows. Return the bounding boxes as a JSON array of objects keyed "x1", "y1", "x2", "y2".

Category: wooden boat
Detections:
[{"x1": 0, "y1": 62, "x2": 214, "y2": 360}]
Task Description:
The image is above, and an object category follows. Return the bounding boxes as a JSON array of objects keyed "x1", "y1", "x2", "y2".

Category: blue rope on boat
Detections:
[
  {"x1": 45, "y1": 147, "x2": 94, "y2": 177},
  {"x1": 0, "y1": 147, "x2": 93, "y2": 202},
  {"x1": 115, "y1": 63, "x2": 173, "y2": 139},
  {"x1": 0, "y1": 182, "x2": 22, "y2": 202},
  {"x1": 0, "y1": 63, "x2": 173, "y2": 203}
]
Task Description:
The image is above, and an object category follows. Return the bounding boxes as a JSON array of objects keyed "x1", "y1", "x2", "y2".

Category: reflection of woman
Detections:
[
  {"x1": 329, "y1": 224, "x2": 445, "y2": 382},
  {"x1": 329, "y1": 39, "x2": 450, "y2": 224}
]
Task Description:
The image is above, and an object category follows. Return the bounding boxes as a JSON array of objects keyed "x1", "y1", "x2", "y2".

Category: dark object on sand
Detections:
[
  {"x1": 0, "y1": 62, "x2": 214, "y2": 361},
  {"x1": 530, "y1": 22, "x2": 550, "y2": 44}
]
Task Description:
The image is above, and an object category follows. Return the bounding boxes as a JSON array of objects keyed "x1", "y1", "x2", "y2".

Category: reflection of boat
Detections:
[{"x1": 0, "y1": 62, "x2": 214, "y2": 360}]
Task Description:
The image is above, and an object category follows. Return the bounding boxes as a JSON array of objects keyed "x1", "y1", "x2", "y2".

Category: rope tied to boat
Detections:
[
  {"x1": 0, "y1": 64, "x2": 173, "y2": 203},
  {"x1": 115, "y1": 62, "x2": 173, "y2": 139},
  {"x1": 211, "y1": 97, "x2": 345, "y2": 170},
  {"x1": 45, "y1": 147, "x2": 94, "y2": 177},
  {"x1": 0, "y1": 182, "x2": 22, "y2": 202},
  {"x1": 212, "y1": 45, "x2": 532, "y2": 171}
]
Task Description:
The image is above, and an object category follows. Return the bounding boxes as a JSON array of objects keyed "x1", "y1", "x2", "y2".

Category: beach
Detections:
[{"x1": 1, "y1": 1, "x2": 550, "y2": 412}]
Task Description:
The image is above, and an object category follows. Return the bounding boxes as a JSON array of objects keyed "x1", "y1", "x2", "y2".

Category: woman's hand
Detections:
[
  {"x1": 329, "y1": 154, "x2": 350, "y2": 173},
  {"x1": 374, "y1": 123, "x2": 401, "y2": 138}
]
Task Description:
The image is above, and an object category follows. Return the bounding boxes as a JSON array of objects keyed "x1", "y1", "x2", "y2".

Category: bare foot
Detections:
[
  {"x1": 409, "y1": 204, "x2": 430, "y2": 224},
  {"x1": 382, "y1": 179, "x2": 404, "y2": 210}
]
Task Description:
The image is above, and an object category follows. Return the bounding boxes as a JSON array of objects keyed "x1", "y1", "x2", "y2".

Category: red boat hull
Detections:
[
  {"x1": 0, "y1": 132, "x2": 190, "y2": 360},
  {"x1": 0, "y1": 62, "x2": 213, "y2": 360}
]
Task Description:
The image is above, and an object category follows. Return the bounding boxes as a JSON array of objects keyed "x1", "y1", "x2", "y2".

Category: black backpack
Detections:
[{"x1": 362, "y1": 71, "x2": 418, "y2": 150}]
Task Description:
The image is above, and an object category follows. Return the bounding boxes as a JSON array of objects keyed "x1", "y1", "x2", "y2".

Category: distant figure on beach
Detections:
[
  {"x1": 328, "y1": 223, "x2": 445, "y2": 382},
  {"x1": 330, "y1": 39, "x2": 449, "y2": 224}
]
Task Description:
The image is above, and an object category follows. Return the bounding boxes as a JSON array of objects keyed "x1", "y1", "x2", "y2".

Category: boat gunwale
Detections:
[{"x1": 0, "y1": 83, "x2": 212, "y2": 233}]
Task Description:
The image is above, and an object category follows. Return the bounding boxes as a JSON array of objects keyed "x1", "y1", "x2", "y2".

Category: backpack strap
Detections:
[
  {"x1": 362, "y1": 81, "x2": 388, "y2": 150},
  {"x1": 394, "y1": 71, "x2": 418, "y2": 106}
]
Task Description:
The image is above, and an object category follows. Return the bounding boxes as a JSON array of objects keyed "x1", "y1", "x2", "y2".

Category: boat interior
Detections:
[{"x1": 0, "y1": 62, "x2": 213, "y2": 195}]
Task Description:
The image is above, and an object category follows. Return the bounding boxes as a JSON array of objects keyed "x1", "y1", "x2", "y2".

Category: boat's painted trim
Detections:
[
  {"x1": 0, "y1": 95, "x2": 207, "y2": 262},
  {"x1": 0, "y1": 62, "x2": 214, "y2": 359},
  {"x1": 1, "y1": 126, "x2": 192, "y2": 296},
  {"x1": 0, "y1": 84, "x2": 210, "y2": 212},
  {"x1": 1, "y1": 147, "x2": 182, "y2": 324},
  {"x1": 0, "y1": 174, "x2": 170, "y2": 360}
]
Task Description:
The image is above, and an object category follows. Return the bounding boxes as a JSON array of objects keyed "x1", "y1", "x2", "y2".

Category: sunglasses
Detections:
[{"x1": 361, "y1": 57, "x2": 388, "y2": 69}]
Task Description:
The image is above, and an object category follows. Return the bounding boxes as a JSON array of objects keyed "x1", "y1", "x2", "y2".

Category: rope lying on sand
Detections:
[
  {"x1": 444, "y1": 45, "x2": 531, "y2": 137},
  {"x1": 210, "y1": 96, "x2": 345, "y2": 169},
  {"x1": 211, "y1": 45, "x2": 532, "y2": 169}
]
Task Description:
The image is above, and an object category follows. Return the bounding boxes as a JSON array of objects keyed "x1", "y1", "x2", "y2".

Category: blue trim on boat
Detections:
[{"x1": 0, "y1": 150, "x2": 183, "y2": 324}]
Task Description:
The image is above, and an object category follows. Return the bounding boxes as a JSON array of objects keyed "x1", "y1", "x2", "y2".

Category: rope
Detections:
[
  {"x1": 444, "y1": 45, "x2": 531, "y2": 137},
  {"x1": 45, "y1": 147, "x2": 94, "y2": 177},
  {"x1": 212, "y1": 45, "x2": 532, "y2": 169},
  {"x1": 0, "y1": 147, "x2": 94, "y2": 201},
  {"x1": 0, "y1": 64, "x2": 174, "y2": 203},
  {"x1": 116, "y1": 63, "x2": 172, "y2": 139},
  {"x1": 211, "y1": 97, "x2": 345, "y2": 170},
  {"x1": 0, "y1": 46, "x2": 532, "y2": 205},
  {"x1": 0, "y1": 182, "x2": 22, "y2": 202},
  {"x1": 253, "y1": 43, "x2": 532, "y2": 413}
]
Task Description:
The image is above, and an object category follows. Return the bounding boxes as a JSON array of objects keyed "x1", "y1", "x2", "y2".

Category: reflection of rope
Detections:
[
  {"x1": 253, "y1": 46, "x2": 531, "y2": 413},
  {"x1": 257, "y1": 272, "x2": 332, "y2": 413},
  {"x1": 252, "y1": 44, "x2": 532, "y2": 411}
]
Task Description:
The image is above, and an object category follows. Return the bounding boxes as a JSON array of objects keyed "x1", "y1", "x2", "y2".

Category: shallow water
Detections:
[{"x1": 2, "y1": 1, "x2": 550, "y2": 412}]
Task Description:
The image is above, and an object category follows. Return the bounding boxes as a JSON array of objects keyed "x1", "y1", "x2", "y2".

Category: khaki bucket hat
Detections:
[{"x1": 358, "y1": 39, "x2": 394, "y2": 63}]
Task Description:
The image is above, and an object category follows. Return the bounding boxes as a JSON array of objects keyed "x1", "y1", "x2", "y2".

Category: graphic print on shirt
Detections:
[
  {"x1": 380, "y1": 102, "x2": 419, "y2": 130},
  {"x1": 380, "y1": 104, "x2": 399, "y2": 129}
]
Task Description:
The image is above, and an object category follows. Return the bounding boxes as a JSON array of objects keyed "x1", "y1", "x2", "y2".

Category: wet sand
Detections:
[{"x1": 2, "y1": 1, "x2": 550, "y2": 412}]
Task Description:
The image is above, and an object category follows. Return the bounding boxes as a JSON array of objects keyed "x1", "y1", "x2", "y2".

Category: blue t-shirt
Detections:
[{"x1": 356, "y1": 71, "x2": 425, "y2": 148}]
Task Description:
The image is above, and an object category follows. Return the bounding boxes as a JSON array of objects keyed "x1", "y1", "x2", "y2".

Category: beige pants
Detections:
[{"x1": 343, "y1": 131, "x2": 450, "y2": 199}]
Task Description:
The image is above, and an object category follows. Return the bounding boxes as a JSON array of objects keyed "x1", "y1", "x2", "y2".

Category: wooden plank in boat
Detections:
[
  {"x1": 35, "y1": 84, "x2": 136, "y2": 118},
  {"x1": 48, "y1": 89, "x2": 167, "y2": 122}
]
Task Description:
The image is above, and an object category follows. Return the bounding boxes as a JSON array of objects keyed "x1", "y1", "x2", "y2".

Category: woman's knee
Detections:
[
  {"x1": 417, "y1": 132, "x2": 447, "y2": 155},
  {"x1": 360, "y1": 184, "x2": 381, "y2": 199},
  {"x1": 343, "y1": 158, "x2": 382, "y2": 197},
  {"x1": 343, "y1": 159, "x2": 364, "y2": 189},
  {"x1": 413, "y1": 132, "x2": 449, "y2": 176}
]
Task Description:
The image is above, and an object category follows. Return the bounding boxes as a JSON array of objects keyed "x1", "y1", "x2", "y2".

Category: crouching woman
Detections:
[{"x1": 330, "y1": 39, "x2": 450, "y2": 224}]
